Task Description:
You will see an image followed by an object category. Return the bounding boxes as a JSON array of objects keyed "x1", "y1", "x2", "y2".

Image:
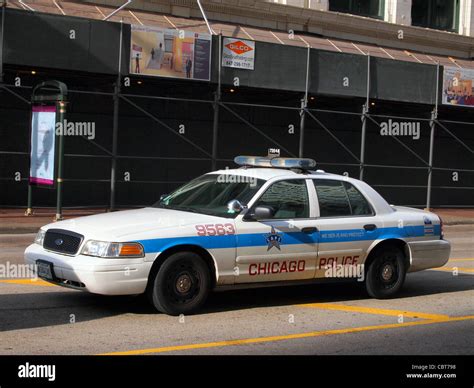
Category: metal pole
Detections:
[
  {"x1": 299, "y1": 45, "x2": 310, "y2": 158},
  {"x1": 197, "y1": 0, "x2": 216, "y2": 35},
  {"x1": 26, "y1": 186, "x2": 33, "y2": 215},
  {"x1": 110, "y1": 20, "x2": 123, "y2": 211},
  {"x1": 299, "y1": 99, "x2": 306, "y2": 158},
  {"x1": 0, "y1": 1, "x2": 5, "y2": 84},
  {"x1": 103, "y1": 0, "x2": 132, "y2": 21},
  {"x1": 426, "y1": 62, "x2": 440, "y2": 210},
  {"x1": 426, "y1": 110, "x2": 437, "y2": 210},
  {"x1": 55, "y1": 101, "x2": 66, "y2": 220},
  {"x1": 211, "y1": 34, "x2": 222, "y2": 170},
  {"x1": 359, "y1": 54, "x2": 370, "y2": 181}
]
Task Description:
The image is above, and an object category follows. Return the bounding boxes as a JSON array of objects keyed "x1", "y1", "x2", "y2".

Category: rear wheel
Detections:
[
  {"x1": 148, "y1": 252, "x2": 210, "y2": 315},
  {"x1": 365, "y1": 245, "x2": 406, "y2": 299}
]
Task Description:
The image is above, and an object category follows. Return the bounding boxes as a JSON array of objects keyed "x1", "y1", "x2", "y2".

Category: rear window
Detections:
[{"x1": 313, "y1": 179, "x2": 373, "y2": 217}]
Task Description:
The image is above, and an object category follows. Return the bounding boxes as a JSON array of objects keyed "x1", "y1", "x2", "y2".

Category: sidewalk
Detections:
[
  {"x1": 0, "y1": 208, "x2": 108, "y2": 234},
  {"x1": 0, "y1": 207, "x2": 473, "y2": 234},
  {"x1": 430, "y1": 208, "x2": 474, "y2": 226}
]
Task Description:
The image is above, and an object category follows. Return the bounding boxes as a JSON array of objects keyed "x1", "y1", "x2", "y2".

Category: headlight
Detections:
[
  {"x1": 34, "y1": 229, "x2": 46, "y2": 246},
  {"x1": 81, "y1": 240, "x2": 144, "y2": 258}
]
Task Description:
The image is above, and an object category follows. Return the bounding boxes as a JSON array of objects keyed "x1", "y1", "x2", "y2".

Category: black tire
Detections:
[
  {"x1": 365, "y1": 244, "x2": 406, "y2": 299},
  {"x1": 148, "y1": 251, "x2": 210, "y2": 315}
]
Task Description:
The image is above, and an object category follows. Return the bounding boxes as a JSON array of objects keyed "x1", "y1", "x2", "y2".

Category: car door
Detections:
[
  {"x1": 233, "y1": 178, "x2": 319, "y2": 283},
  {"x1": 312, "y1": 178, "x2": 382, "y2": 279}
]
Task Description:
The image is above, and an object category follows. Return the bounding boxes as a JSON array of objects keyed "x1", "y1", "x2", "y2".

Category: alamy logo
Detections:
[
  {"x1": 18, "y1": 362, "x2": 56, "y2": 382},
  {"x1": 216, "y1": 168, "x2": 258, "y2": 187},
  {"x1": 380, "y1": 119, "x2": 420, "y2": 140},
  {"x1": 55, "y1": 119, "x2": 95, "y2": 140}
]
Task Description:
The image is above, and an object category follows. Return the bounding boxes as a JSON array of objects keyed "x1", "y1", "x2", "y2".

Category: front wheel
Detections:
[
  {"x1": 365, "y1": 245, "x2": 406, "y2": 299},
  {"x1": 148, "y1": 252, "x2": 210, "y2": 315}
]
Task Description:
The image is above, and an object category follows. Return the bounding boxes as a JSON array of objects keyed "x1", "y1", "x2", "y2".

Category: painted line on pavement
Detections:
[
  {"x1": 0, "y1": 279, "x2": 56, "y2": 287},
  {"x1": 99, "y1": 315, "x2": 474, "y2": 355},
  {"x1": 430, "y1": 267, "x2": 474, "y2": 273},
  {"x1": 296, "y1": 303, "x2": 449, "y2": 320}
]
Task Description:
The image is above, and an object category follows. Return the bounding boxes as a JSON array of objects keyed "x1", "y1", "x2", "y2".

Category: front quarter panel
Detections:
[{"x1": 132, "y1": 221, "x2": 237, "y2": 285}]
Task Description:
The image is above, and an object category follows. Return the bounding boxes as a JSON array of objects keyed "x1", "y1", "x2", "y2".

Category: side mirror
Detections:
[
  {"x1": 160, "y1": 194, "x2": 169, "y2": 201},
  {"x1": 244, "y1": 205, "x2": 275, "y2": 221},
  {"x1": 227, "y1": 199, "x2": 245, "y2": 214}
]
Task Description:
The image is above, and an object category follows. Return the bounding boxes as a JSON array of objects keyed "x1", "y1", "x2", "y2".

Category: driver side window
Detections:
[{"x1": 253, "y1": 179, "x2": 310, "y2": 219}]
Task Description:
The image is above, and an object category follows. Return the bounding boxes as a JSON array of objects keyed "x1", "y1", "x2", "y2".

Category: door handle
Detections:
[
  {"x1": 302, "y1": 227, "x2": 318, "y2": 234},
  {"x1": 364, "y1": 224, "x2": 377, "y2": 231}
]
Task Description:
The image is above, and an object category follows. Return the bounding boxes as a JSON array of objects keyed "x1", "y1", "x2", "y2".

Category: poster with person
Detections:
[
  {"x1": 442, "y1": 67, "x2": 474, "y2": 107},
  {"x1": 29, "y1": 105, "x2": 57, "y2": 186},
  {"x1": 130, "y1": 25, "x2": 212, "y2": 81}
]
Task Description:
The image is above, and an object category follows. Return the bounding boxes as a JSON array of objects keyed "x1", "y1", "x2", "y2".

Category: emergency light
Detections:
[{"x1": 234, "y1": 155, "x2": 316, "y2": 170}]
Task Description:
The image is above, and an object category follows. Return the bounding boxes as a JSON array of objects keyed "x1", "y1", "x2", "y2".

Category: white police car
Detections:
[{"x1": 25, "y1": 155, "x2": 451, "y2": 315}]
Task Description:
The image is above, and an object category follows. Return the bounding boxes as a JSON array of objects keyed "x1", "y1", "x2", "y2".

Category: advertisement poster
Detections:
[
  {"x1": 442, "y1": 66, "x2": 474, "y2": 107},
  {"x1": 222, "y1": 38, "x2": 255, "y2": 70},
  {"x1": 130, "y1": 25, "x2": 212, "y2": 81},
  {"x1": 29, "y1": 105, "x2": 56, "y2": 186}
]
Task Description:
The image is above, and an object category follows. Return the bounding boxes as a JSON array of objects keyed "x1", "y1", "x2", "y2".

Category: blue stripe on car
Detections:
[{"x1": 136, "y1": 225, "x2": 440, "y2": 254}]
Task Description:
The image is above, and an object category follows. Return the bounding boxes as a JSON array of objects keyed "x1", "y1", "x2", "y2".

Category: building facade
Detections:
[{"x1": 0, "y1": 0, "x2": 473, "y2": 210}]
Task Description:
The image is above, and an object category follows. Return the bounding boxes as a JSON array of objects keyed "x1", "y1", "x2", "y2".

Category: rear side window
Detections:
[
  {"x1": 313, "y1": 179, "x2": 373, "y2": 217},
  {"x1": 343, "y1": 182, "x2": 373, "y2": 216}
]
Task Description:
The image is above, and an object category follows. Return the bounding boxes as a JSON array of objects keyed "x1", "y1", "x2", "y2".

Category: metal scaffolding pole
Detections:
[
  {"x1": 211, "y1": 34, "x2": 222, "y2": 170},
  {"x1": 426, "y1": 109, "x2": 437, "y2": 210},
  {"x1": 109, "y1": 21, "x2": 123, "y2": 211},
  {"x1": 426, "y1": 63, "x2": 440, "y2": 210},
  {"x1": 359, "y1": 54, "x2": 370, "y2": 181},
  {"x1": 0, "y1": 1, "x2": 5, "y2": 84},
  {"x1": 299, "y1": 45, "x2": 310, "y2": 158},
  {"x1": 103, "y1": 0, "x2": 132, "y2": 21},
  {"x1": 55, "y1": 101, "x2": 66, "y2": 220},
  {"x1": 197, "y1": 0, "x2": 216, "y2": 35}
]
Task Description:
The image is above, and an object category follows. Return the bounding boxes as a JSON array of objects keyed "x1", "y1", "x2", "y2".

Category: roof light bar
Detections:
[
  {"x1": 234, "y1": 156, "x2": 272, "y2": 167},
  {"x1": 234, "y1": 155, "x2": 316, "y2": 170},
  {"x1": 270, "y1": 158, "x2": 316, "y2": 169}
]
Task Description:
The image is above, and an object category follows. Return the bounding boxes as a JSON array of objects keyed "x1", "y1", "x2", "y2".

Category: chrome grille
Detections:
[{"x1": 43, "y1": 229, "x2": 83, "y2": 255}]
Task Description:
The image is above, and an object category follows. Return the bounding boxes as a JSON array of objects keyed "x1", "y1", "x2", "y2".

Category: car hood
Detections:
[{"x1": 41, "y1": 207, "x2": 227, "y2": 240}]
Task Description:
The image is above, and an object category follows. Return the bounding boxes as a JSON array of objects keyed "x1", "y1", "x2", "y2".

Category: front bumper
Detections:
[
  {"x1": 24, "y1": 243, "x2": 153, "y2": 295},
  {"x1": 407, "y1": 239, "x2": 451, "y2": 273}
]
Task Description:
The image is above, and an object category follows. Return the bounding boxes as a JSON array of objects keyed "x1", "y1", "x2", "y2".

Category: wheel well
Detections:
[
  {"x1": 364, "y1": 239, "x2": 410, "y2": 271},
  {"x1": 145, "y1": 245, "x2": 217, "y2": 293}
]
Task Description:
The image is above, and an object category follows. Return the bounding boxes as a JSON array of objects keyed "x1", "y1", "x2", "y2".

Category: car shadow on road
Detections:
[
  {"x1": 204, "y1": 270, "x2": 474, "y2": 314},
  {"x1": 0, "y1": 270, "x2": 471, "y2": 332},
  {"x1": 0, "y1": 291, "x2": 151, "y2": 332}
]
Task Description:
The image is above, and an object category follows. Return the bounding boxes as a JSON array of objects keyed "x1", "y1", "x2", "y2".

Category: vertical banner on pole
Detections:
[
  {"x1": 29, "y1": 105, "x2": 57, "y2": 187},
  {"x1": 26, "y1": 81, "x2": 68, "y2": 219}
]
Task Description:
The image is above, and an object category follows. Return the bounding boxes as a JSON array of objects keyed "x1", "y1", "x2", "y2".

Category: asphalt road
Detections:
[{"x1": 0, "y1": 225, "x2": 472, "y2": 355}]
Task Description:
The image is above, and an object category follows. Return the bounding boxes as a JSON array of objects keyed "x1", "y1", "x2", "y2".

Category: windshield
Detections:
[{"x1": 153, "y1": 174, "x2": 265, "y2": 218}]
